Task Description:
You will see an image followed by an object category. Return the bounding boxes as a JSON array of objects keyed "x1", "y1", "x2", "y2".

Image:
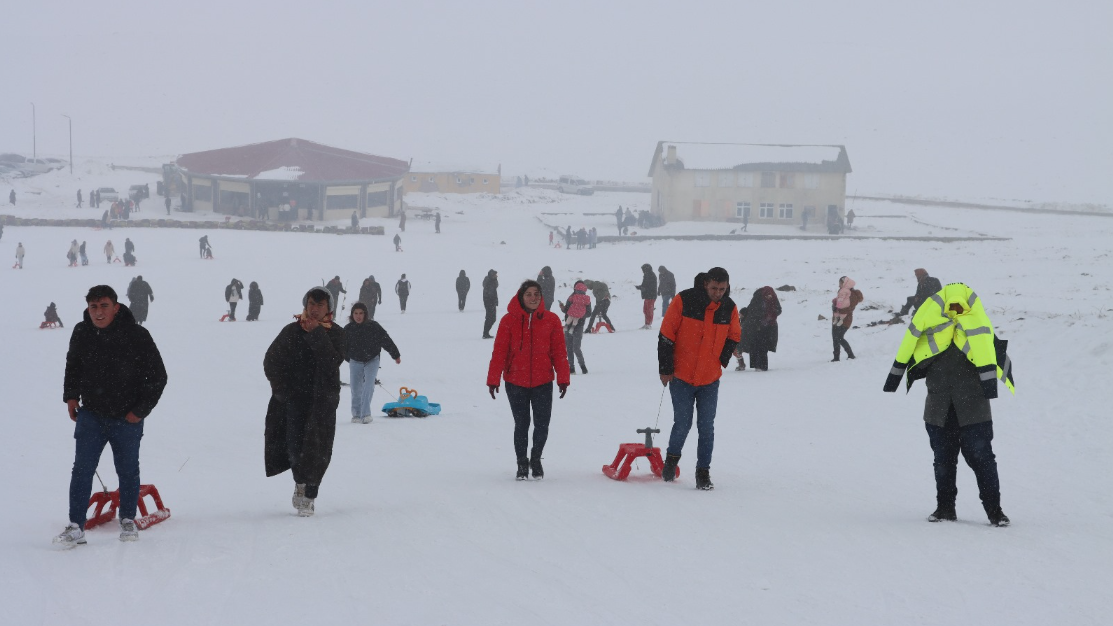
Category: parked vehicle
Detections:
[
  {"x1": 129, "y1": 184, "x2": 150, "y2": 200},
  {"x1": 558, "y1": 175, "x2": 595, "y2": 196},
  {"x1": 97, "y1": 187, "x2": 120, "y2": 203},
  {"x1": 17, "y1": 158, "x2": 53, "y2": 175},
  {"x1": 43, "y1": 158, "x2": 67, "y2": 170}
]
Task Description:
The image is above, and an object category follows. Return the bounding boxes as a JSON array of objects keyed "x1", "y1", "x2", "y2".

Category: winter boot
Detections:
[
  {"x1": 530, "y1": 455, "x2": 544, "y2": 480},
  {"x1": 830, "y1": 352, "x2": 841, "y2": 362},
  {"x1": 695, "y1": 468, "x2": 714, "y2": 491},
  {"x1": 516, "y1": 458, "x2": 529, "y2": 481},
  {"x1": 662, "y1": 453, "x2": 680, "y2": 482},
  {"x1": 927, "y1": 503, "x2": 957, "y2": 522},
  {"x1": 986, "y1": 506, "x2": 1010, "y2": 527},
  {"x1": 846, "y1": 346, "x2": 856, "y2": 359},
  {"x1": 53, "y1": 523, "x2": 86, "y2": 548},
  {"x1": 119, "y1": 518, "x2": 139, "y2": 541},
  {"x1": 360, "y1": 415, "x2": 374, "y2": 424},
  {"x1": 292, "y1": 483, "x2": 312, "y2": 513},
  {"x1": 351, "y1": 416, "x2": 362, "y2": 424}
]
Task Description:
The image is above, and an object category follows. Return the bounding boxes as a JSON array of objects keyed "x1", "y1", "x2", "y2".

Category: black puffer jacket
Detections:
[
  {"x1": 344, "y1": 319, "x2": 400, "y2": 363},
  {"x1": 456, "y1": 271, "x2": 471, "y2": 296},
  {"x1": 63, "y1": 304, "x2": 168, "y2": 420},
  {"x1": 658, "y1": 266, "x2": 676, "y2": 299},
  {"x1": 637, "y1": 264, "x2": 658, "y2": 299},
  {"x1": 482, "y1": 270, "x2": 499, "y2": 305},
  {"x1": 537, "y1": 266, "x2": 555, "y2": 309}
]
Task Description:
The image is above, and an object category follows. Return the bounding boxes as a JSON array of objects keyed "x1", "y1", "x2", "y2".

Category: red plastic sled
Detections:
[
  {"x1": 219, "y1": 313, "x2": 234, "y2": 321},
  {"x1": 592, "y1": 321, "x2": 614, "y2": 333},
  {"x1": 85, "y1": 484, "x2": 171, "y2": 530},
  {"x1": 602, "y1": 428, "x2": 676, "y2": 481},
  {"x1": 39, "y1": 321, "x2": 60, "y2": 329}
]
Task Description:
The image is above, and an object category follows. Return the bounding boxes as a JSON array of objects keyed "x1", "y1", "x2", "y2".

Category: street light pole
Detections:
[
  {"x1": 62, "y1": 115, "x2": 72, "y2": 175},
  {"x1": 31, "y1": 102, "x2": 36, "y2": 159}
]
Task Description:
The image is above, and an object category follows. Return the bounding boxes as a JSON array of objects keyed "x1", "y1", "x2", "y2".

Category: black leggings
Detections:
[
  {"x1": 832, "y1": 325, "x2": 854, "y2": 358},
  {"x1": 506, "y1": 382, "x2": 553, "y2": 461}
]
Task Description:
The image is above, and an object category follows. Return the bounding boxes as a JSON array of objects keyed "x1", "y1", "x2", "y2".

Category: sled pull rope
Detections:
[
  {"x1": 94, "y1": 471, "x2": 109, "y2": 494},
  {"x1": 652, "y1": 385, "x2": 667, "y2": 436}
]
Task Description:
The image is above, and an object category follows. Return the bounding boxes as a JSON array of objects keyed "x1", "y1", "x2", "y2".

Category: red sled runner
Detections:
[
  {"x1": 592, "y1": 321, "x2": 614, "y2": 333},
  {"x1": 602, "y1": 427, "x2": 677, "y2": 481},
  {"x1": 39, "y1": 321, "x2": 61, "y2": 329},
  {"x1": 86, "y1": 484, "x2": 171, "y2": 530}
]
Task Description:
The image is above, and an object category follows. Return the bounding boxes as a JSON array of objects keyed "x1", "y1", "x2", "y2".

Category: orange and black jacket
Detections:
[{"x1": 658, "y1": 287, "x2": 741, "y2": 386}]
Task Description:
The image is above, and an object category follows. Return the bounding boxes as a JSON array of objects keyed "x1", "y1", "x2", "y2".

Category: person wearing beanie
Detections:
[{"x1": 900, "y1": 268, "x2": 943, "y2": 316}]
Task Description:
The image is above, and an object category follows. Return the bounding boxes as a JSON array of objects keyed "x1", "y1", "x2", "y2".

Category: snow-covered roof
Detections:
[
  {"x1": 408, "y1": 160, "x2": 499, "y2": 175},
  {"x1": 176, "y1": 138, "x2": 409, "y2": 183},
  {"x1": 255, "y1": 166, "x2": 304, "y2": 181},
  {"x1": 649, "y1": 142, "x2": 851, "y2": 176}
]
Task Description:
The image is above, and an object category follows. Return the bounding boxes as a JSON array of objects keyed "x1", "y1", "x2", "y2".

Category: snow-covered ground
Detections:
[{"x1": 2, "y1": 170, "x2": 1112, "y2": 625}]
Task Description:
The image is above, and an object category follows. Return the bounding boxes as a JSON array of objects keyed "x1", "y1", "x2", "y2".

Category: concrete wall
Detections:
[{"x1": 401, "y1": 172, "x2": 500, "y2": 194}]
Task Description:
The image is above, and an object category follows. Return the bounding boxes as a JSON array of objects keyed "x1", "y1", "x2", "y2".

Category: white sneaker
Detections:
[
  {"x1": 351, "y1": 416, "x2": 362, "y2": 424},
  {"x1": 119, "y1": 518, "x2": 139, "y2": 542},
  {"x1": 53, "y1": 523, "x2": 86, "y2": 548},
  {"x1": 360, "y1": 415, "x2": 374, "y2": 424},
  {"x1": 293, "y1": 483, "x2": 306, "y2": 510},
  {"x1": 296, "y1": 498, "x2": 315, "y2": 517}
]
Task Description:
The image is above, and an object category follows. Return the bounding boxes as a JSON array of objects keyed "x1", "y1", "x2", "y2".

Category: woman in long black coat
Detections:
[
  {"x1": 738, "y1": 286, "x2": 781, "y2": 371},
  {"x1": 247, "y1": 281, "x2": 264, "y2": 321}
]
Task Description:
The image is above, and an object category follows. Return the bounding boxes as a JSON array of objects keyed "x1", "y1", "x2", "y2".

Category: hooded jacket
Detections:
[
  {"x1": 358, "y1": 277, "x2": 382, "y2": 306},
  {"x1": 564, "y1": 281, "x2": 591, "y2": 319},
  {"x1": 225, "y1": 279, "x2": 244, "y2": 302},
  {"x1": 658, "y1": 267, "x2": 676, "y2": 299},
  {"x1": 739, "y1": 286, "x2": 781, "y2": 353},
  {"x1": 658, "y1": 286, "x2": 741, "y2": 386},
  {"x1": 487, "y1": 292, "x2": 570, "y2": 388},
  {"x1": 537, "y1": 266, "x2": 556, "y2": 307},
  {"x1": 637, "y1": 264, "x2": 658, "y2": 299},
  {"x1": 64, "y1": 304, "x2": 168, "y2": 420},
  {"x1": 344, "y1": 318, "x2": 400, "y2": 363},
  {"x1": 456, "y1": 271, "x2": 471, "y2": 296},
  {"x1": 582, "y1": 279, "x2": 611, "y2": 301},
  {"x1": 832, "y1": 278, "x2": 864, "y2": 328},
  {"x1": 482, "y1": 270, "x2": 499, "y2": 305}
]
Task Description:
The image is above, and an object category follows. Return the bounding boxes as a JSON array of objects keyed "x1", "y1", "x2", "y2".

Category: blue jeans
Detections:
[
  {"x1": 666, "y1": 378, "x2": 719, "y2": 469},
  {"x1": 69, "y1": 409, "x2": 144, "y2": 527},
  {"x1": 505, "y1": 382, "x2": 553, "y2": 461},
  {"x1": 925, "y1": 406, "x2": 1000, "y2": 510},
  {"x1": 349, "y1": 358, "x2": 381, "y2": 418}
]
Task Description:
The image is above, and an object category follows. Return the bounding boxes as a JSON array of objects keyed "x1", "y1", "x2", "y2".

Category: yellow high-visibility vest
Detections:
[{"x1": 887, "y1": 283, "x2": 1015, "y2": 395}]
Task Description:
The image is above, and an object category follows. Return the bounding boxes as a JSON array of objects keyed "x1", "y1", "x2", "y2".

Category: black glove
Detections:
[
  {"x1": 980, "y1": 378, "x2": 998, "y2": 400},
  {"x1": 558, "y1": 383, "x2": 568, "y2": 399},
  {"x1": 488, "y1": 385, "x2": 499, "y2": 399},
  {"x1": 883, "y1": 361, "x2": 906, "y2": 393}
]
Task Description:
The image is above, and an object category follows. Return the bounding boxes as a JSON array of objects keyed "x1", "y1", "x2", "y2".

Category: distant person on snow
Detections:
[
  {"x1": 54, "y1": 285, "x2": 168, "y2": 547},
  {"x1": 737, "y1": 286, "x2": 781, "y2": 371},
  {"x1": 435, "y1": 211, "x2": 441, "y2": 234},
  {"x1": 395, "y1": 274, "x2": 411, "y2": 313},
  {"x1": 636, "y1": 263, "x2": 658, "y2": 329},
  {"x1": 456, "y1": 270, "x2": 471, "y2": 311},
  {"x1": 264, "y1": 287, "x2": 345, "y2": 517},
  {"x1": 199, "y1": 235, "x2": 211, "y2": 259},
  {"x1": 9, "y1": 189, "x2": 15, "y2": 205},
  {"x1": 247, "y1": 281, "x2": 264, "y2": 321},
  {"x1": 358, "y1": 276, "x2": 382, "y2": 319},
  {"x1": 126, "y1": 275, "x2": 154, "y2": 325},
  {"x1": 67, "y1": 240, "x2": 79, "y2": 267},
  {"x1": 225, "y1": 278, "x2": 244, "y2": 321},
  {"x1": 44, "y1": 302, "x2": 64, "y2": 328},
  {"x1": 658, "y1": 268, "x2": 741, "y2": 491},
  {"x1": 537, "y1": 266, "x2": 555, "y2": 312},
  {"x1": 830, "y1": 276, "x2": 863, "y2": 361},
  {"x1": 559, "y1": 282, "x2": 592, "y2": 375},
  {"x1": 899, "y1": 268, "x2": 944, "y2": 317},
  {"x1": 583, "y1": 279, "x2": 613, "y2": 332},
  {"x1": 351, "y1": 211, "x2": 359, "y2": 230},
  {"x1": 103, "y1": 240, "x2": 115, "y2": 263},
  {"x1": 76, "y1": 189, "x2": 83, "y2": 208},
  {"x1": 398, "y1": 209, "x2": 406, "y2": 232},
  {"x1": 883, "y1": 282, "x2": 1015, "y2": 527},
  {"x1": 393, "y1": 233, "x2": 402, "y2": 252},
  {"x1": 325, "y1": 276, "x2": 346, "y2": 311},
  {"x1": 344, "y1": 302, "x2": 401, "y2": 424},
  {"x1": 124, "y1": 238, "x2": 135, "y2": 257},
  {"x1": 15, "y1": 242, "x2": 25, "y2": 268},
  {"x1": 482, "y1": 269, "x2": 499, "y2": 339},
  {"x1": 79, "y1": 241, "x2": 88, "y2": 266},
  {"x1": 487, "y1": 280, "x2": 570, "y2": 481},
  {"x1": 658, "y1": 265, "x2": 676, "y2": 318}
]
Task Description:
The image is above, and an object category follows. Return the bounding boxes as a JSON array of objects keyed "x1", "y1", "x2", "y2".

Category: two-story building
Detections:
[
  {"x1": 648, "y1": 142, "x2": 852, "y2": 228},
  {"x1": 401, "y1": 161, "x2": 501, "y2": 195}
]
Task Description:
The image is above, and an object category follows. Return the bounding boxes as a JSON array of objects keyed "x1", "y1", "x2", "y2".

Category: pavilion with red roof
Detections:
[{"x1": 175, "y1": 138, "x2": 410, "y2": 220}]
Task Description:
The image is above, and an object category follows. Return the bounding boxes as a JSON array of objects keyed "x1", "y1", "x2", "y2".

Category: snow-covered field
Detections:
[{"x1": 2, "y1": 171, "x2": 1112, "y2": 625}]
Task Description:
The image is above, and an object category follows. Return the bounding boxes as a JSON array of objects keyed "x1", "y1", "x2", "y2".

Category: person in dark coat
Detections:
[
  {"x1": 350, "y1": 211, "x2": 359, "y2": 230},
  {"x1": 899, "y1": 268, "x2": 944, "y2": 316},
  {"x1": 358, "y1": 276, "x2": 382, "y2": 319},
  {"x1": 344, "y1": 302, "x2": 401, "y2": 423},
  {"x1": 658, "y1": 265, "x2": 677, "y2": 318},
  {"x1": 393, "y1": 233, "x2": 402, "y2": 252},
  {"x1": 44, "y1": 302, "x2": 64, "y2": 327},
  {"x1": 398, "y1": 210, "x2": 406, "y2": 232},
  {"x1": 55, "y1": 285, "x2": 167, "y2": 546},
  {"x1": 456, "y1": 270, "x2": 471, "y2": 311},
  {"x1": 537, "y1": 266, "x2": 555, "y2": 312},
  {"x1": 583, "y1": 279, "x2": 613, "y2": 332},
  {"x1": 79, "y1": 241, "x2": 88, "y2": 266},
  {"x1": 636, "y1": 263, "x2": 658, "y2": 329},
  {"x1": 325, "y1": 276, "x2": 346, "y2": 311},
  {"x1": 126, "y1": 276, "x2": 154, "y2": 325},
  {"x1": 165, "y1": 195, "x2": 171, "y2": 215},
  {"x1": 199, "y1": 235, "x2": 212, "y2": 259},
  {"x1": 482, "y1": 269, "x2": 499, "y2": 338},
  {"x1": 559, "y1": 285, "x2": 592, "y2": 375},
  {"x1": 435, "y1": 212, "x2": 441, "y2": 234},
  {"x1": 831, "y1": 276, "x2": 863, "y2": 361},
  {"x1": 225, "y1": 278, "x2": 244, "y2": 321},
  {"x1": 124, "y1": 238, "x2": 135, "y2": 256},
  {"x1": 738, "y1": 287, "x2": 782, "y2": 371},
  {"x1": 395, "y1": 274, "x2": 411, "y2": 312},
  {"x1": 247, "y1": 281, "x2": 264, "y2": 321},
  {"x1": 77, "y1": 189, "x2": 83, "y2": 208},
  {"x1": 263, "y1": 287, "x2": 345, "y2": 517}
]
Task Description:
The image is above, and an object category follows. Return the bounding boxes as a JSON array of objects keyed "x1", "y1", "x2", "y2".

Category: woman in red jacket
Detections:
[{"x1": 487, "y1": 280, "x2": 570, "y2": 480}]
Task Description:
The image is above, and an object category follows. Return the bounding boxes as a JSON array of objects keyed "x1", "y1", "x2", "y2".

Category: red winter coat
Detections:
[{"x1": 487, "y1": 295, "x2": 570, "y2": 388}]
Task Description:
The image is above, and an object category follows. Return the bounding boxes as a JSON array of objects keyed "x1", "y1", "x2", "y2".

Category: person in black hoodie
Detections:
[
  {"x1": 126, "y1": 275, "x2": 154, "y2": 325},
  {"x1": 247, "y1": 281, "x2": 264, "y2": 321},
  {"x1": 737, "y1": 286, "x2": 782, "y2": 371},
  {"x1": 636, "y1": 263, "x2": 658, "y2": 329},
  {"x1": 358, "y1": 276, "x2": 382, "y2": 319},
  {"x1": 344, "y1": 302, "x2": 401, "y2": 423},
  {"x1": 263, "y1": 287, "x2": 345, "y2": 517},
  {"x1": 44, "y1": 302, "x2": 64, "y2": 328},
  {"x1": 537, "y1": 266, "x2": 555, "y2": 312},
  {"x1": 55, "y1": 285, "x2": 167, "y2": 547},
  {"x1": 899, "y1": 268, "x2": 944, "y2": 316},
  {"x1": 658, "y1": 265, "x2": 676, "y2": 318},
  {"x1": 395, "y1": 274, "x2": 411, "y2": 313},
  {"x1": 456, "y1": 270, "x2": 471, "y2": 311},
  {"x1": 224, "y1": 278, "x2": 244, "y2": 321},
  {"x1": 482, "y1": 269, "x2": 499, "y2": 338}
]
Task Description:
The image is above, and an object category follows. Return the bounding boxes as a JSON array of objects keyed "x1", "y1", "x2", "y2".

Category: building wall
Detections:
[
  {"x1": 652, "y1": 167, "x2": 846, "y2": 226},
  {"x1": 401, "y1": 172, "x2": 500, "y2": 195}
]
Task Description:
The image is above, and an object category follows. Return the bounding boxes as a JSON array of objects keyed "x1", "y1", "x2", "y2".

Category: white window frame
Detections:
[
  {"x1": 410, "y1": 176, "x2": 417, "y2": 182},
  {"x1": 778, "y1": 203, "x2": 794, "y2": 219},
  {"x1": 718, "y1": 172, "x2": 735, "y2": 187},
  {"x1": 759, "y1": 202, "x2": 774, "y2": 218},
  {"x1": 427, "y1": 176, "x2": 434, "y2": 183},
  {"x1": 694, "y1": 173, "x2": 711, "y2": 188},
  {"x1": 483, "y1": 179, "x2": 489, "y2": 185},
  {"x1": 803, "y1": 174, "x2": 819, "y2": 189},
  {"x1": 736, "y1": 201, "x2": 750, "y2": 218}
]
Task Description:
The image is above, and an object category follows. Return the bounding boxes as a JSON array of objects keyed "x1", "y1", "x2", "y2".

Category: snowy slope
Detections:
[{"x1": 1, "y1": 181, "x2": 1111, "y2": 625}]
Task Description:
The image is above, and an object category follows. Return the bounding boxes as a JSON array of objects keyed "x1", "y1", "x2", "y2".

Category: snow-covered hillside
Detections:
[{"x1": 2, "y1": 179, "x2": 1111, "y2": 625}]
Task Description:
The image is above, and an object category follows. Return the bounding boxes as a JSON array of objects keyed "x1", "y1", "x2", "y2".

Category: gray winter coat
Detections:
[{"x1": 923, "y1": 346, "x2": 992, "y2": 427}]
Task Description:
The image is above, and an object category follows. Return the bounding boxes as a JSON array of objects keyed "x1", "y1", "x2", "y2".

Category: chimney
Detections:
[{"x1": 665, "y1": 145, "x2": 677, "y2": 165}]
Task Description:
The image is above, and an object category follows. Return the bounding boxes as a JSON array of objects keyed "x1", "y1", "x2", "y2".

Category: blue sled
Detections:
[{"x1": 382, "y1": 388, "x2": 441, "y2": 418}]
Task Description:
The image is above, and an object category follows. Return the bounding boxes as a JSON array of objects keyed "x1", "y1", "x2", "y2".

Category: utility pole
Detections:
[
  {"x1": 31, "y1": 102, "x2": 36, "y2": 159},
  {"x1": 62, "y1": 115, "x2": 73, "y2": 174}
]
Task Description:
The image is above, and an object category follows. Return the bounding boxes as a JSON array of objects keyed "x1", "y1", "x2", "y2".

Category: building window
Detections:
[
  {"x1": 718, "y1": 173, "x2": 735, "y2": 187},
  {"x1": 737, "y1": 172, "x2": 753, "y2": 188},
  {"x1": 760, "y1": 172, "x2": 776, "y2": 188},
  {"x1": 736, "y1": 201, "x2": 750, "y2": 218},
  {"x1": 483, "y1": 179, "x2": 488, "y2": 184},
  {"x1": 410, "y1": 176, "x2": 417, "y2": 182},
  {"x1": 428, "y1": 177, "x2": 434, "y2": 183},
  {"x1": 456, "y1": 177, "x2": 463, "y2": 184},
  {"x1": 694, "y1": 173, "x2": 711, "y2": 187},
  {"x1": 367, "y1": 190, "x2": 390, "y2": 207},
  {"x1": 778, "y1": 203, "x2": 794, "y2": 219},
  {"x1": 192, "y1": 184, "x2": 212, "y2": 202},
  {"x1": 326, "y1": 194, "x2": 359, "y2": 210},
  {"x1": 804, "y1": 174, "x2": 819, "y2": 189},
  {"x1": 779, "y1": 173, "x2": 795, "y2": 189},
  {"x1": 759, "y1": 202, "x2": 774, "y2": 218}
]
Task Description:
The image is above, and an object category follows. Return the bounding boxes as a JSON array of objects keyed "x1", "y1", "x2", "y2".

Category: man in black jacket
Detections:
[
  {"x1": 482, "y1": 269, "x2": 498, "y2": 338},
  {"x1": 264, "y1": 288, "x2": 345, "y2": 517},
  {"x1": 658, "y1": 265, "x2": 676, "y2": 318},
  {"x1": 55, "y1": 285, "x2": 167, "y2": 547},
  {"x1": 358, "y1": 276, "x2": 382, "y2": 319},
  {"x1": 455, "y1": 270, "x2": 471, "y2": 311},
  {"x1": 537, "y1": 266, "x2": 555, "y2": 312},
  {"x1": 636, "y1": 264, "x2": 658, "y2": 329},
  {"x1": 899, "y1": 268, "x2": 943, "y2": 316}
]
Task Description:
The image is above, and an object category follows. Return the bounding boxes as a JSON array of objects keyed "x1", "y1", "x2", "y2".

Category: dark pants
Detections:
[
  {"x1": 832, "y1": 324, "x2": 854, "y2": 359},
  {"x1": 588, "y1": 298, "x2": 613, "y2": 330},
  {"x1": 285, "y1": 402, "x2": 320, "y2": 499},
  {"x1": 565, "y1": 326, "x2": 586, "y2": 373},
  {"x1": 399, "y1": 294, "x2": 408, "y2": 312},
  {"x1": 69, "y1": 409, "x2": 144, "y2": 527},
  {"x1": 483, "y1": 301, "x2": 497, "y2": 337},
  {"x1": 750, "y1": 350, "x2": 769, "y2": 371},
  {"x1": 926, "y1": 405, "x2": 1000, "y2": 510},
  {"x1": 367, "y1": 301, "x2": 377, "y2": 320},
  {"x1": 457, "y1": 293, "x2": 467, "y2": 311},
  {"x1": 660, "y1": 294, "x2": 674, "y2": 319},
  {"x1": 506, "y1": 381, "x2": 553, "y2": 461},
  {"x1": 666, "y1": 378, "x2": 719, "y2": 469},
  {"x1": 228, "y1": 301, "x2": 238, "y2": 320}
]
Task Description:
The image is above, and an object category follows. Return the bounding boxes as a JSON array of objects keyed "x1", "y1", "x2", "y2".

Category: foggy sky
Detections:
[{"x1": 5, "y1": 0, "x2": 1111, "y2": 204}]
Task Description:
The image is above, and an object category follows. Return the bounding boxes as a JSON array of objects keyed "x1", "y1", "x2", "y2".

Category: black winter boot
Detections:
[
  {"x1": 986, "y1": 506, "x2": 1010, "y2": 527},
  {"x1": 662, "y1": 453, "x2": 680, "y2": 482},
  {"x1": 695, "y1": 468, "x2": 714, "y2": 491},
  {"x1": 516, "y1": 458, "x2": 529, "y2": 481},
  {"x1": 530, "y1": 456, "x2": 544, "y2": 480},
  {"x1": 928, "y1": 503, "x2": 957, "y2": 522}
]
